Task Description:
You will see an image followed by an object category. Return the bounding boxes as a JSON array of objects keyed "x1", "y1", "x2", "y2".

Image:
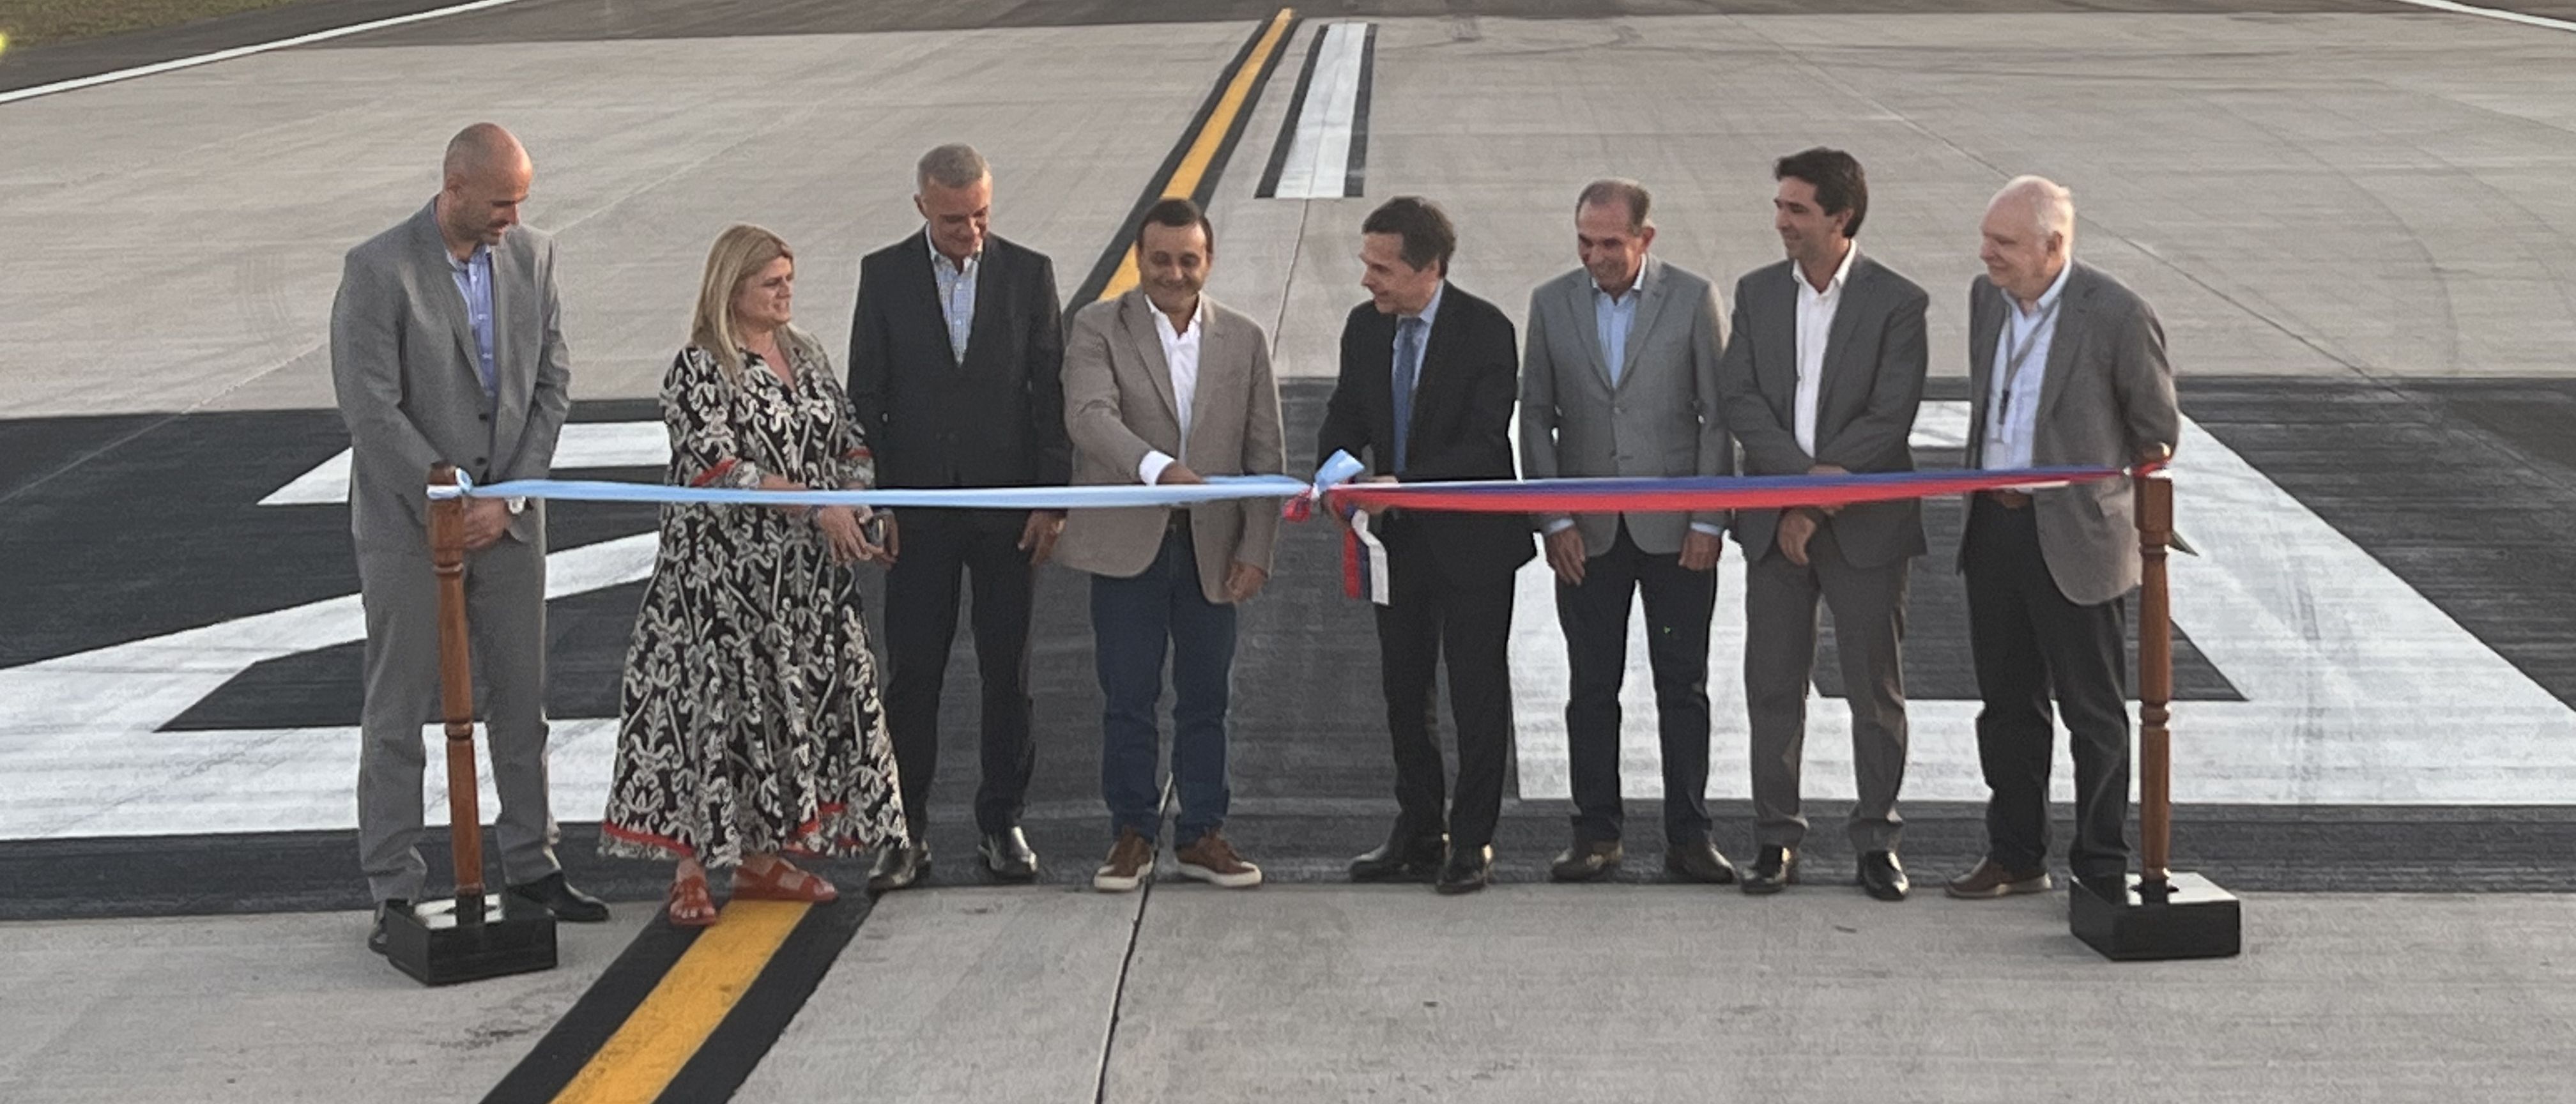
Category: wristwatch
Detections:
[{"x1": 505, "y1": 496, "x2": 528, "y2": 516}]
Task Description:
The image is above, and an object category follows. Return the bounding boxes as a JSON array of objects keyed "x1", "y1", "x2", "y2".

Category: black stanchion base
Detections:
[
  {"x1": 385, "y1": 893, "x2": 558, "y2": 986},
  {"x1": 2070, "y1": 871, "x2": 2242, "y2": 961}
]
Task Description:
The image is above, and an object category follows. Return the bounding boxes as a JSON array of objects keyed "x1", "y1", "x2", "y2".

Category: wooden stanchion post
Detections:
[
  {"x1": 381, "y1": 466, "x2": 557, "y2": 985},
  {"x1": 430, "y1": 465, "x2": 487, "y2": 924},
  {"x1": 2136, "y1": 470, "x2": 2175, "y2": 893},
  {"x1": 2069, "y1": 457, "x2": 2241, "y2": 960}
]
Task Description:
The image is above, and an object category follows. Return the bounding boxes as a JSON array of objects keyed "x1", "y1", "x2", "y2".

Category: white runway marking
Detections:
[
  {"x1": 1513, "y1": 405, "x2": 2576, "y2": 806},
  {"x1": 6, "y1": 409, "x2": 2575, "y2": 839},
  {"x1": 0, "y1": 0, "x2": 545, "y2": 107},
  {"x1": 259, "y1": 421, "x2": 670, "y2": 505},
  {"x1": 1265, "y1": 22, "x2": 1373, "y2": 199},
  {"x1": 2380, "y1": 0, "x2": 2576, "y2": 34}
]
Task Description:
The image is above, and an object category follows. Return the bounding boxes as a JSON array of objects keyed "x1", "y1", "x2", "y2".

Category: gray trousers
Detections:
[
  {"x1": 1743, "y1": 524, "x2": 1912, "y2": 852},
  {"x1": 356, "y1": 535, "x2": 558, "y2": 903}
]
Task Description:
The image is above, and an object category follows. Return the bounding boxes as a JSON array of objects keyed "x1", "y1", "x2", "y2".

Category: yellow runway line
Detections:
[
  {"x1": 549, "y1": 900, "x2": 809, "y2": 1104},
  {"x1": 1097, "y1": 7, "x2": 1298, "y2": 303}
]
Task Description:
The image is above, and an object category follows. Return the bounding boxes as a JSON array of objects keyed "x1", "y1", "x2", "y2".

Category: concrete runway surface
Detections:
[{"x1": 3, "y1": 1, "x2": 2575, "y2": 1100}]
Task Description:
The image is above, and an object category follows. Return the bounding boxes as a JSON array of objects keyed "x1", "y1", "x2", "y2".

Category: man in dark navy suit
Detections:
[{"x1": 1319, "y1": 196, "x2": 1536, "y2": 896}]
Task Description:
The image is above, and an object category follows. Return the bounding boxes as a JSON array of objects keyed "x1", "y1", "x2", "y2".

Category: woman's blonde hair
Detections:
[{"x1": 689, "y1": 224, "x2": 797, "y2": 383}]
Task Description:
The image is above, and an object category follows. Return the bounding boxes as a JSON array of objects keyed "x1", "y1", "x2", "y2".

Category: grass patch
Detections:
[{"x1": 1, "y1": 0, "x2": 314, "y2": 49}]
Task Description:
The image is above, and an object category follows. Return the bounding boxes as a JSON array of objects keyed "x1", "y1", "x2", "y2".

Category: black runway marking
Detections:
[{"x1": 1067, "y1": 10, "x2": 1302, "y2": 308}]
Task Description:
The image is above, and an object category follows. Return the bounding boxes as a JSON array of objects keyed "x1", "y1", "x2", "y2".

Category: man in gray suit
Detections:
[
  {"x1": 1056, "y1": 199, "x2": 1285, "y2": 895},
  {"x1": 330, "y1": 123, "x2": 604, "y2": 953},
  {"x1": 1946, "y1": 175, "x2": 2180, "y2": 900},
  {"x1": 1519, "y1": 179, "x2": 1737, "y2": 885},
  {"x1": 1716, "y1": 148, "x2": 1930, "y2": 901}
]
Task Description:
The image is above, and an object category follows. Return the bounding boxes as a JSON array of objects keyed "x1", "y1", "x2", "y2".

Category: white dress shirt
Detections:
[
  {"x1": 1137, "y1": 297, "x2": 1207, "y2": 485},
  {"x1": 1980, "y1": 261, "x2": 2074, "y2": 471},
  {"x1": 926, "y1": 226, "x2": 979, "y2": 365},
  {"x1": 1793, "y1": 243, "x2": 1859, "y2": 457}
]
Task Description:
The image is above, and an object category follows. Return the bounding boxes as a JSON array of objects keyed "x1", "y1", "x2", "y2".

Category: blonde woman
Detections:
[{"x1": 602, "y1": 224, "x2": 906, "y2": 926}]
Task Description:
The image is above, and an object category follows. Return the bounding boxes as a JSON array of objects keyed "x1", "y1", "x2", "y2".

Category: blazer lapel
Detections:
[
  {"x1": 2035, "y1": 264, "x2": 2091, "y2": 424},
  {"x1": 962, "y1": 240, "x2": 1005, "y2": 367},
  {"x1": 1122, "y1": 291, "x2": 1182, "y2": 433},
  {"x1": 903, "y1": 234, "x2": 953, "y2": 360},
  {"x1": 488, "y1": 235, "x2": 523, "y2": 404},
  {"x1": 1567, "y1": 275, "x2": 1612, "y2": 392},
  {"x1": 1816, "y1": 261, "x2": 1870, "y2": 417},
  {"x1": 1187, "y1": 298, "x2": 1230, "y2": 461},
  {"x1": 1619, "y1": 256, "x2": 1673, "y2": 388},
  {"x1": 411, "y1": 204, "x2": 480, "y2": 376},
  {"x1": 1966, "y1": 279, "x2": 2005, "y2": 466}
]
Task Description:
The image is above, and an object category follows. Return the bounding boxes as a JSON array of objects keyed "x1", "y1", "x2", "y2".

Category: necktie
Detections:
[{"x1": 1392, "y1": 316, "x2": 1424, "y2": 472}]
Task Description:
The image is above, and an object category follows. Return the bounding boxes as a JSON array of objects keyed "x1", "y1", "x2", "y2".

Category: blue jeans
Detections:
[{"x1": 1093, "y1": 528, "x2": 1239, "y2": 848}]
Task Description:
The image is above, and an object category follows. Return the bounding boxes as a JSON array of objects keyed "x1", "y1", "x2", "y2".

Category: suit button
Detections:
[
  {"x1": 478, "y1": 413, "x2": 490, "y2": 422},
  {"x1": 473, "y1": 456, "x2": 487, "y2": 466}
]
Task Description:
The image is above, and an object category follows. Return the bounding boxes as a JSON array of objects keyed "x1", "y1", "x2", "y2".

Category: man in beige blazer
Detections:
[
  {"x1": 1947, "y1": 175, "x2": 2181, "y2": 900},
  {"x1": 1056, "y1": 199, "x2": 1285, "y2": 894}
]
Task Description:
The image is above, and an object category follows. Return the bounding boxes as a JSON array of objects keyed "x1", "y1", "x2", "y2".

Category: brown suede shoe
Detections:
[
  {"x1": 1174, "y1": 830, "x2": 1263, "y2": 889},
  {"x1": 1093, "y1": 828, "x2": 1156, "y2": 893},
  {"x1": 1944, "y1": 858, "x2": 2054, "y2": 899}
]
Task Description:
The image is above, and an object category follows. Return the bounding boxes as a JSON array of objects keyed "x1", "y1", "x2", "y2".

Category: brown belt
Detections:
[{"x1": 1981, "y1": 489, "x2": 2033, "y2": 509}]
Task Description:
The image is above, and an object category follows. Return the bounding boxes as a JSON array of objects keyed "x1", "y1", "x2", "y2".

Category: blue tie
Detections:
[{"x1": 1392, "y1": 316, "x2": 1424, "y2": 471}]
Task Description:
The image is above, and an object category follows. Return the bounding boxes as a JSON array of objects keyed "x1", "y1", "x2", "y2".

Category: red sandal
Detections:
[
  {"x1": 731, "y1": 858, "x2": 839, "y2": 903},
  {"x1": 667, "y1": 871, "x2": 719, "y2": 928}
]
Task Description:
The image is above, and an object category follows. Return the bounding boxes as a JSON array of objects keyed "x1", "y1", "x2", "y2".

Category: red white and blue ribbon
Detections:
[{"x1": 434, "y1": 451, "x2": 2159, "y2": 608}]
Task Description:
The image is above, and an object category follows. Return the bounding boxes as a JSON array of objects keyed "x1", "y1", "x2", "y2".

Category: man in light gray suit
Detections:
[
  {"x1": 330, "y1": 123, "x2": 604, "y2": 953},
  {"x1": 1716, "y1": 148, "x2": 1930, "y2": 901},
  {"x1": 1056, "y1": 199, "x2": 1285, "y2": 895},
  {"x1": 1519, "y1": 179, "x2": 1737, "y2": 885},
  {"x1": 1946, "y1": 175, "x2": 2180, "y2": 900}
]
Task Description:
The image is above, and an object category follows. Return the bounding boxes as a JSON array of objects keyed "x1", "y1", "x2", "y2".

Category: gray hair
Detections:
[
  {"x1": 917, "y1": 144, "x2": 990, "y2": 192},
  {"x1": 1991, "y1": 174, "x2": 2075, "y2": 247},
  {"x1": 1575, "y1": 178, "x2": 1652, "y2": 233}
]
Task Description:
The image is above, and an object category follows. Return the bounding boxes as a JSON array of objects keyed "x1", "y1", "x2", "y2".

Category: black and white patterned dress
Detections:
[{"x1": 600, "y1": 339, "x2": 905, "y2": 866}]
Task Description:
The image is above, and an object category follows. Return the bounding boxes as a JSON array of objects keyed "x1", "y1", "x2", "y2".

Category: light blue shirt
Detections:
[
  {"x1": 927, "y1": 226, "x2": 979, "y2": 365},
  {"x1": 1593, "y1": 268, "x2": 1643, "y2": 385},
  {"x1": 1546, "y1": 264, "x2": 1721, "y2": 540},
  {"x1": 1394, "y1": 280, "x2": 1446, "y2": 393},
  {"x1": 1981, "y1": 261, "x2": 2073, "y2": 470},
  {"x1": 447, "y1": 243, "x2": 496, "y2": 400}
]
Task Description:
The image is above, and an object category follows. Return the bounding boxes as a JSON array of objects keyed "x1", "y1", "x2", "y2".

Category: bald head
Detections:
[
  {"x1": 435, "y1": 123, "x2": 533, "y2": 257},
  {"x1": 1979, "y1": 174, "x2": 2074, "y2": 306}
]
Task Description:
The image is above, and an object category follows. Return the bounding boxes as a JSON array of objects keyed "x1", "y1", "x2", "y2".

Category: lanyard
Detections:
[{"x1": 1993, "y1": 298, "x2": 2061, "y2": 435}]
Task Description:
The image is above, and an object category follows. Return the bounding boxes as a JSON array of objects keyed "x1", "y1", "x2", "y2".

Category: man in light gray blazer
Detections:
[
  {"x1": 1056, "y1": 199, "x2": 1285, "y2": 895},
  {"x1": 1947, "y1": 175, "x2": 2181, "y2": 900},
  {"x1": 329, "y1": 123, "x2": 603, "y2": 953},
  {"x1": 1519, "y1": 180, "x2": 1737, "y2": 886},
  {"x1": 1717, "y1": 148, "x2": 1930, "y2": 901}
]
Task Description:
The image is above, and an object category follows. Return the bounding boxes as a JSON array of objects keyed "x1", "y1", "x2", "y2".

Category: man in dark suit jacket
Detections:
[
  {"x1": 1947, "y1": 175, "x2": 2179, "y2": 900},
  {"x1": 1715, "y1": 148, "x2": 1931, "y2": 902},
  {"x1": 1319, "y1": 196, "x2": 1536, "y2": 896},
  {"x1": 847, "y1": 144, "x2": 1071, "y2": 891}
]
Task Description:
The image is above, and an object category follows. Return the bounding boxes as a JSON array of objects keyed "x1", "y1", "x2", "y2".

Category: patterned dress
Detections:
[{"x1": 601, "y1": 340, "x2": 906, "y2": 866}]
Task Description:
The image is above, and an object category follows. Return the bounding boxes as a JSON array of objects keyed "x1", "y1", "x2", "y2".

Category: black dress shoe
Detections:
[
  {"x1": 979, "y1": 828, "x2": 1039, "y2": 882},
  {"x1": 506, "y1": 872, "x2": 610, "y2": 922},
  {"x1": 1350, "y1": 834, "x2": 1446, "y2": 883},
  {"x1": 1857, "y1": 850, "x2": 1910, "y2": 901},
  {"x1": 1434, "y1": 844, "x2": 1493, "y2": 896},
  {"x1": 868, "y1": 841, "x2": 931, "y2": 893},
  {"x1": 367, "y1": 898, "x2": 409, "y2": 955},
  {"x1": 1740, "y1": 847, "x2": 1797, "y2": 895},
  {"x1": 1664, "y1": 839, "x2": 1738, "y2": 885},
  {"x1": 1549, "y1": 838, "x2": 1623, "y2": 882}
]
